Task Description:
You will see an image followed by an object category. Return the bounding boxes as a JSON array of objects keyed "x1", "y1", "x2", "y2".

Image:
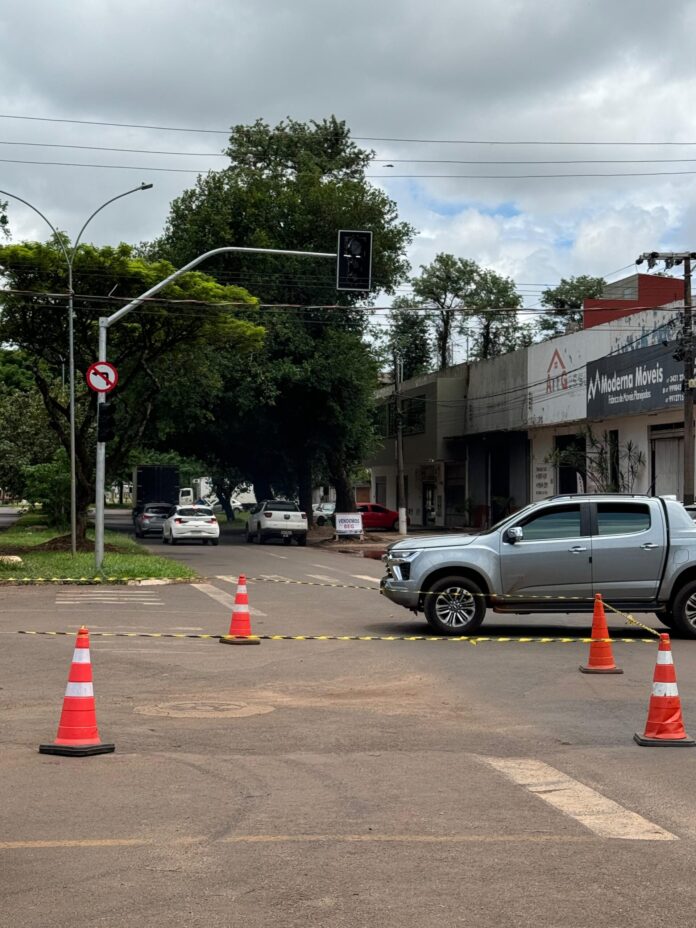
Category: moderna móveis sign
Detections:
[{"x1": 586, "y1": 342, "x2": 683, "y2": 418}]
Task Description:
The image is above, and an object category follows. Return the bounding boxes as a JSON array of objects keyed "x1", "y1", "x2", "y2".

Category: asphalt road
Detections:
[
  {"x1": 2, "y1": 512, "x2": 696, "y2": 927},
  {"x1": 0, "y1": 506, "x2": 21, "y2": 531}
]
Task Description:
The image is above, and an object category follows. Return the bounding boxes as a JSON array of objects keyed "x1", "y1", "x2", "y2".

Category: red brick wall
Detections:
[{"x1": 584, "y1": 275, "x2": 684, "y2": 328}]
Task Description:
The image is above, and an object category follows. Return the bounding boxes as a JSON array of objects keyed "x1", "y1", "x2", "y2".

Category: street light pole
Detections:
[
  {"x1": 0, "y1": 183, "x2": 153, "y2": 554},
  {"x1": 94, "y1": 244, "x2": 337, "y2": 570}
]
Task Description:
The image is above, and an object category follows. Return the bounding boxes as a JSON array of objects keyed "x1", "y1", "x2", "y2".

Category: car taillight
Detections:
[
  {"x1": 175, "y1": 518, "x2": 183, "y2": 524},
  {"x1": 142, "y1": 514, "x2": 151, "y2": 521},
  {"x1": 301, "y1": 512, "x2": 306, "y2": 519},
  {"x1": 207, "y1": 517, "x2": 216, "y2": 524},
  {"x1": 264, "y1": 512, "x2": 273, "y2": 518}
]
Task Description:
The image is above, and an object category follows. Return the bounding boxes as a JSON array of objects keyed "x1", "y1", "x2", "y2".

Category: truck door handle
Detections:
[
  {"x1": 568, "y1": 546, "x2": 587, "y2": 553},
  {"x1": 641, "y1": 542, "x2": 659, "y2": 550}
]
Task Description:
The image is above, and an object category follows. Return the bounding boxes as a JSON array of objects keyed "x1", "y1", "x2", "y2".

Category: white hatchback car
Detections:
[{"x1": 162, "y1": 505, "x2": 220, "y2": 546}]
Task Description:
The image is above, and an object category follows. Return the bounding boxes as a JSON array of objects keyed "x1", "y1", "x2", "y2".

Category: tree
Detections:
[
  {"x1": 151, "y1": 116, "x2": 414, "y2": 514},
  {"x1": 384, "y1": 296, "x2": 433, "y2": 380},
  {"x1": 411, "y1": 253, "x2": 479, "y2": 370},
  {"x1": 0, "y1": 240, "x2": 263, "y2": 543},
  {"x1": 0, "y1": 376, "x2": 60, "y2": 501},
  {"x1": 537, "y1": 275, "x2": 605, "y2": 339},
  {"x1": 465, "y1": 269, "x2": 531, "y2": 361}
]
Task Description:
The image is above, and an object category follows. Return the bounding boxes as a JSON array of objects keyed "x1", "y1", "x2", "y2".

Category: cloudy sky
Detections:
[{"x1": 1, "y1": 0, "x2": 695, "y2": 309}]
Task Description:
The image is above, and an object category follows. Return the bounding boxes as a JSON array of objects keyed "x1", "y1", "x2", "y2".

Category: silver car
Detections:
[{"x1": 134, "y1": 502, "x2": 173, "y2": 538}]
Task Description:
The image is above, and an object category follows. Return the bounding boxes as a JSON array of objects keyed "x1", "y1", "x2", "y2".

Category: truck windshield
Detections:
[{"x1": 479, "y1": 502, "x2": 538, "y2": 535}]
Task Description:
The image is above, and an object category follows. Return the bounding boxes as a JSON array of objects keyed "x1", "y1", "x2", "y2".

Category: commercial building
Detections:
[{"x1": 367, "y1": 275, "x2": 687, "y2": 526}]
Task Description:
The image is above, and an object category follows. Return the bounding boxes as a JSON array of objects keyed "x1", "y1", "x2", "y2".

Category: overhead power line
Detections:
[
  {"x1": 3, "y1": 155, "x2": 696, "y2": 181},
  {"x1": 2, "y1": 113, "x2": 696, "y2": 147}
]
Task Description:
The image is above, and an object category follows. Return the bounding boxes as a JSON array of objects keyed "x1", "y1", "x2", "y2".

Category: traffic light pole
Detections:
[{"x1": 94, "y1": 244, "x2": 336, "y2": 571}]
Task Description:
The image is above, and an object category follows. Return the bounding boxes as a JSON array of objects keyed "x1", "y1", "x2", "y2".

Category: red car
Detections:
[{"x1": 357, "y1": 503, "x2": 409, "y2": 531}]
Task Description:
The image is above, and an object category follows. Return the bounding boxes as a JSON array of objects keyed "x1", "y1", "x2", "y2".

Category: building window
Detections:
[{"x1": 376, "y1": 395, "x2": 426, "y2": 438}]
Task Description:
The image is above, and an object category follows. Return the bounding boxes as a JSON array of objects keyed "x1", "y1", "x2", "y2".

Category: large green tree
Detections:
[
  {"x1": 537, "y1": 274, "x2": 605, "y2": 338},
  {"x1": 151, "y1": 116, "x2": 414, "y2": 513},
  {"x1": 0, "y1": 240, "x2": 262, "y2": 542},
  {"x1": 411, "y1": 253, "x2": 479, "y2": 370},
  {"x1": 383, "y1": 296, "x2": 433, "y2": 381},
  {"x1": 465, "y1": 269, "x2": 531, "y2": 361}
]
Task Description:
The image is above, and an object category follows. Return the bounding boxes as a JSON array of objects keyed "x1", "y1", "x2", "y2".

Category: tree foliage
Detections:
[
  {"x1": 537, "y1": 275, "x2": 605, "y2": 339},
  {"x1": 150, "y1": 117, "x2": 414, "y2": 513},
  {"x1": 0, "y1": 240, "x2": 262, "y2": 538},
  {"x1": 410, "y1": 254, "x2": 530, "y2": 367},
  {"x1": 383, "y1": 296, "x2": 433, "y2": 380}
]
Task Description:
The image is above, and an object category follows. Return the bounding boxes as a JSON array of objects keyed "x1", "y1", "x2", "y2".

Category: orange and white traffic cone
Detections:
[
  {"x1": 634, "y1": 633, "x2": 695, "y2": 747},
  {"x1": 579, "y1": 593, "x2": 622, "y2": 674},
  {"x1": 39, "y1": 626, "x2": 115, "y2": 756},
  {"x1": 219, "y1": 575, "x2": 260, "y2": 646}
]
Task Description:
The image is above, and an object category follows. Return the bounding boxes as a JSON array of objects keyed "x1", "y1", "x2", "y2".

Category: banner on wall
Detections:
[{"x1": 586, "y1": 342, "x2": 683, "y2": 418}]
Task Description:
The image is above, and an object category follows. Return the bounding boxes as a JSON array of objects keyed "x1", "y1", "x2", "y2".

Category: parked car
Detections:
[
  {"x1": 314, "y1": 502, "x2": 336, "y2": 526},
  {"x1": 246, "y1": 500, "x2": 308, "y2": 546},
  {"x1": 381, "y1": 494, "x2": 696, "y2": 638},
  {"x1": 134, "y1": 502, "x2": 173, "y2": 537},
  {"x1": 357, "y1": 503, "x2": 409, "y2": 532},
  {"x1": 162, "y1": 505, "x2": 220, "y2": 545}
]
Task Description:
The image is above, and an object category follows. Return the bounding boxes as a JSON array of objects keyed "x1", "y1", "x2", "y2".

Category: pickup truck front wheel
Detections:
[
  {"x1": 424, "y1": 575, "x2": 485, "y2": 635},
  {"x1": 670, "y1": 582, "x2": 696, "y2": 639}
]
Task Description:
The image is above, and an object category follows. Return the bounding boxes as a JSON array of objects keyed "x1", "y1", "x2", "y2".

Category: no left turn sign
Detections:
[{"x1": 86, "y1": 361, "x2": 118, "y2": 393}]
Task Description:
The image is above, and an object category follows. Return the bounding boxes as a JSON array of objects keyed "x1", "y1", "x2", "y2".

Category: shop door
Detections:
[
  {"x1": 652, "y1": 438, "x2": 683, "y2": 499},
  {"x1": 422, "y1": 483, "x2": 436, "y2": 527}
]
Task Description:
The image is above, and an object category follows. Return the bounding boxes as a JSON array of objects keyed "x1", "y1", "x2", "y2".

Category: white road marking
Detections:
[
  {"x1": 351, "y1": 574, "x2": 381, "y2": 584},
  {"x1": 312, "y1": 564, "x2": 341, "y2": 572},
  {"x1": 478, "y1": 756, "x2": 676, "y2": 841},
  {"x1": 307, "y1": 574, "x2": 342, "y2": 584},
  {"x1": 191, "y1": 582, "x2": 266, "y2": 617},
  {"x1": 265, "y1": 553, "x2": 288, "y2": 559}
]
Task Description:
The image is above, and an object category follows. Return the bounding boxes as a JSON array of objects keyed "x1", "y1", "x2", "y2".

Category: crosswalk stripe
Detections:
[
  {"x1": 191, "y1": 582, "x2": 266, "y2": 616},
  {"x1": 477, "y1": 756, "x2": 676, "y2": 841},
  {"x1": 351, "y1": 575, "x2": 380, "y2": 584},
  {"x1": 307, "y1": 574, "x2": 342, "y2": 584}
]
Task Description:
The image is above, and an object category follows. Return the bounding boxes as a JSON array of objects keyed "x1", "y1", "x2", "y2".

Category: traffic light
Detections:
[
  {"x1": 97, "y1": 402, "x2": 116, "y2": 443},
  {"x1": 336, "y1": 230, "x2": 373, "y2": 292}
]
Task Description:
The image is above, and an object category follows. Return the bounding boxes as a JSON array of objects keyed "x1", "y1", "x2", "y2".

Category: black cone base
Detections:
[
  {"x1": 219, "y1": 636, "x2": 260, "y2": 646},
  {"x1": 633, "y1": 733, "x2": 695, "y2": 747},
  {"x1": 39, "y1": 743, "x2": 115, "y2": 756}
]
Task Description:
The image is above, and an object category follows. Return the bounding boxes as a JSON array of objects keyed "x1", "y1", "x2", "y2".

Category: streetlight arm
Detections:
[
  {"x1": 0, "y1": 188, "x2": 71, "y2": 267},
  {"x1": 104, "y1": 244, "x2": 335, "y2": 329},
  {"x1": 71, "y1": 183, "x2": 153, "y2": 262}
]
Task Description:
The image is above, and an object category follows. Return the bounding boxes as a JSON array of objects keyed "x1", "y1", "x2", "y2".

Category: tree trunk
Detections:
[
  {"x1": 331, "y1": 463, "x2": 356, "y2": 512},
  {"x1": 298, "y1": 457, "x2": 313, "y2": 528},
  {"x1": 213, "y1": 483, "x2": 234, "y2": 521},
  {"x1": 253, "y1": 477, "x2": 273, "y2": 502}
]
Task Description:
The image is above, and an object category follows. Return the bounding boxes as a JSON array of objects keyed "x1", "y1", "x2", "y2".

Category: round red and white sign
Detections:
[{"x1": 86, "y1": 361, "x2": 118, "y2": 393}]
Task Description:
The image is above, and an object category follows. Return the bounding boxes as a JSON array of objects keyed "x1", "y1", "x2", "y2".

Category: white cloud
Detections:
[{"x1": 0, "y1": 0, "x2": 695, "y2": 302}]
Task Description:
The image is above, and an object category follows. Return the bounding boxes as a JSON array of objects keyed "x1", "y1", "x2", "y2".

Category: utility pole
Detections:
[
  {"x1": 637, "y1": 251, "x2": 696, "y2": 503},
  {"x1": 394, "y1": 355, "x2": 408, "y2": 535}
]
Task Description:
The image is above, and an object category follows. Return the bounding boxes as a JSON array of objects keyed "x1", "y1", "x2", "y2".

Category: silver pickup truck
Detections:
[{"x1": 381, "y1": 494, "x2": 696, "y2": 638}]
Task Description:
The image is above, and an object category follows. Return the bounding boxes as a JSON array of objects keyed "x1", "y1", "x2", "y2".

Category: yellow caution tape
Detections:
[{"x1": 17, "y1": 630, "x2": 656, "y2": 644}]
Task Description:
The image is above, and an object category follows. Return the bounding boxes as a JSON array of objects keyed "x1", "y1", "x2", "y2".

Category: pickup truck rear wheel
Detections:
[
  {"x1": 670, "y1": 582, "x2": 696, "y2": 639},
  {"x1": 424, "y1": 575, "x2": 485, "y2": 635}
]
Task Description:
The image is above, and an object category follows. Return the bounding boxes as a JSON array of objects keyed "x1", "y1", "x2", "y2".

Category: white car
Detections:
[
  {"x1": 246, "y1": 500, "x2": 308, "y2": 546},
  {"x1": 162, "y1": 505, "x2": 220, "y2": 546}
]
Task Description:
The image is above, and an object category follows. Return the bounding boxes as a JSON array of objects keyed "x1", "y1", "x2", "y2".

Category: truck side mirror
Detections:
[{"x1": 506, "y1": 526, "x2": 524, "y2": 544}]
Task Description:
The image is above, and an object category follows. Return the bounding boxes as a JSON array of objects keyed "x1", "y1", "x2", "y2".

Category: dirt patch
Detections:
[{"x1": 135, "y1": 700, "x2": 275, "y2": 719}]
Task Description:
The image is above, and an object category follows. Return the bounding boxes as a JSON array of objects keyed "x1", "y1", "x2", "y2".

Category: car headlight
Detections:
[{"x1": 389, "y1": 549, "x2": 421, "y2": 564}]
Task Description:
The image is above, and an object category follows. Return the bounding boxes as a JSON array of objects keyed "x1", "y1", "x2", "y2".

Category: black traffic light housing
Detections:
[
  {"x1": 97, "y1": 402, "x2": 116, "y2": 443},
  {"x1": 336, "y1": 230, "x2": 373, "y2": 292}
]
